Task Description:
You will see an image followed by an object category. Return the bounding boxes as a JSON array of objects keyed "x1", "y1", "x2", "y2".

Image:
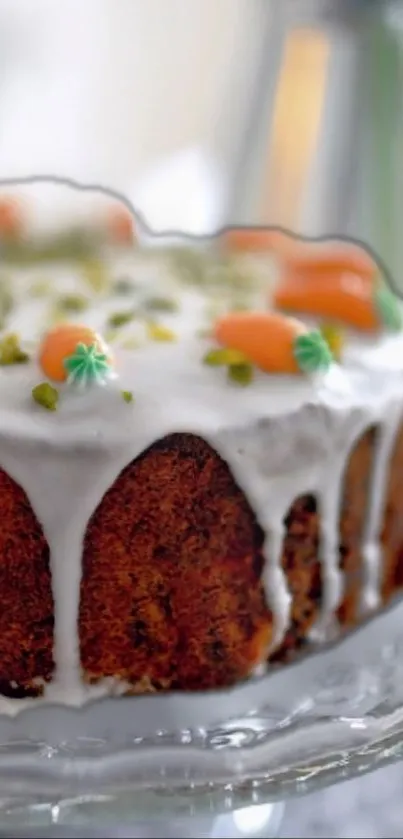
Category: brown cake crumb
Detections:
[
  {"x1": 337, "y1": 426, "x2": 377, "y2": 626},
  {"x1": 270, "y1": 494, "x2": 321, "y2": 663},
  {"x1": 0, "y1": 468, "x2": 54, "y2": 695},
  {"x1": 381, "y1": 422, "x2": 403, "y2": 600},
  {"x1": 79, "y1": 433, "x2": 271, "y2": 691}
]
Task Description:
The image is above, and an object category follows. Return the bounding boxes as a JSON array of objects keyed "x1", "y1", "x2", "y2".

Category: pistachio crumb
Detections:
[
  {"x1": 147, "y1": 322, "x2": 177, "y2": 342},
  {"x1": 203, "y1": 347, "x2": 248, "y2": 367},
  {"x1": 121, "y1": 390, "x2": 134, "y2": 404},
  {"x1": 227, "y1": 363, "x2": 253, "y2": 386},
  {"x1": 0, "y1": 333, "x2": 29, "y2": 365},
  {"x1": 143, "y1": 295, "x2": 179, "y2": 313},
  {"x1": 32, "y1": 382, "x2": 59, "y2": 411},
  {"x1": 56, "y1": 293, "x2": 89, "y2": 313},
  {"x1": 107, "y1": 310, "x2": 135, "y2": 329},
  {"x1": 112, "y1": 278, "x2": 137, "y2": 295}
]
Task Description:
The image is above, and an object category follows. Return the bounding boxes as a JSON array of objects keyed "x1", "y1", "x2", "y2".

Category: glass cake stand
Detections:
[{"x1": 1, "y1": 598, "x2": 403, "y2": 837}]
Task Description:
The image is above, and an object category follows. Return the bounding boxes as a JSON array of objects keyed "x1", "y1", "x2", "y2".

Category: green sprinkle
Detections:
[
  {"x1": 227, "y1": 362, "x2": 254, "y2": 386},
  {"x1": 0, "y1": 333, "x2": 29, "y2": 365},
  {"x1": 374, "y1": 285, "x2": 402, "y2": 332},
  {"x1": 147, "y1": 322, "x2": 177, "y2": 342},
  {"x1": 293, "y1": 330, "x2": 333, "y2": 374},
  {"x1": 143, "y1": 295, "x2": 179, "y2": 313},
  {"x1": 32, "y1": 382, "x2": 59, "y2": 411},
  {"x1": 107, "y1": 310, "x2": 135, "y2": 329},
  {"x1": 56, "y1": 293, "x2": 89, "y2": 313},
  {"x1": 121, "y1": 390, "x2": 134, "y2": 403},
  {"x1": 203, "y1": 347, "x2": 249, "y2": 367}
]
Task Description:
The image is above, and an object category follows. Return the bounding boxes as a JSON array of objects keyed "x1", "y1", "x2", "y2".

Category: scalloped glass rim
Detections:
[{"x1": 0, "y1": 596, "x2": 402, "y2": 811}]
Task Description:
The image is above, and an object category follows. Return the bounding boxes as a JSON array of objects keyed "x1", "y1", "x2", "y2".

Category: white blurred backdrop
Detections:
[{"x1": 0, "y1": 0, "x2": 265, "y2": 233}]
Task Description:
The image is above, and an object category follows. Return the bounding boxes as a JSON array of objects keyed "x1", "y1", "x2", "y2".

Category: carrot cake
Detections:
[{"x1": 0, "y1": 207, "x2": 401, "y2": 708}]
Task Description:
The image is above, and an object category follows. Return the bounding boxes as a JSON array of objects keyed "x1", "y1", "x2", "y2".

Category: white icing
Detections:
[{"x1": 0, "y1": 233, "x2": 401, "y2": 710}]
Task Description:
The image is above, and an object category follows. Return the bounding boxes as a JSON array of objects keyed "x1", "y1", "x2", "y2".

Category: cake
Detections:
[{"x1": 0, "y1": 190, "x2": 402, "y2": 711}]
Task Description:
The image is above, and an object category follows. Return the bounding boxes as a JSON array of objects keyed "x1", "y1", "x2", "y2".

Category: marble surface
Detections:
[{"x1": 280, "y1": 763, "x2": 403, "y2": 838}]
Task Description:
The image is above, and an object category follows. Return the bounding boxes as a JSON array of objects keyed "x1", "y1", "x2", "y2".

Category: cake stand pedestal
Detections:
[{"x1": 1, "y1": 601, "x2": 403, "y2": 838}]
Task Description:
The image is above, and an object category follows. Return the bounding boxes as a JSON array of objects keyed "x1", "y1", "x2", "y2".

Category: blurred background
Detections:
[
  {"x1": 0, "y1": 0, "x2": 401, "y2": 289},
  {"x1": 0, "y1": 1, "x2": 401, "y2": 278}
]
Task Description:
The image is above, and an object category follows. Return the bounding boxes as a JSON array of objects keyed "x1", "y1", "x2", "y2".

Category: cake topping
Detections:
[
  {"x1": 374, "y1": 284, "x2": 403, "y2": 332},
  {"x1": 319, "y1": 322, "x2": 345, "y2": 362},
  {"x1": 212, "y1": 310, "x2": 333, "y2": 376},
  {"x1": 219, "y1": 226, "x2": 294, "y2": 257},
  {"x1": 107, "y1": 310, "x2": 135, "y2": 329},
  {"x1": 55, "y1": 293, "x2": 90, "y2": 314},
  {"x1": 274, "y1": 267, "x2": 402, "y2": 333},
  {"x1": 105, "y1": 204, "x2": 135, "y2": 245},
  {"x1": 39, "y1": 324, "x2": 111, "y2": 383},
  {"x1": 143, "y1": 295, "x2": 179, "y2": 314},
  {"x1": 293, "y1": 330, "x2": 333, "y2": 374},
  {"x1": 121, "y1": 389, "x2": 134, "y2": 403},
  {"x1": 0, "y1": 196, "x2": 24, "y2": 241},
  {"x1": 203, "y1": 346, "x2": 254, "y2": 385},
  {"x1": 203, "y1": 347, "x2": 250, "y2": 367},
  {"x1": 282, "y1": 239, "x2": 378, "y2": 282},
  {"x1": 64, "y1": 342, "x2": 112, "y2": 388},
  {"x1": 147, "y1": 322, "x2": 176, "y2": 342},
  {"x1": 227, "y1": 362, "x2": 254, "y2": 386},
  {"x1": 0, "y1": 333, "x2": 29, "y2": 365},
  {"x1": 32, "y1": 381, "x2": 59, "y2": 411}
]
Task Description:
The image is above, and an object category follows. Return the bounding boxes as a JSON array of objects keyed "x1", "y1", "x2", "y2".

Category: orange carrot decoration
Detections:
[
  {"x1": 39, "y1": 324, "x2": 111, "y2": 383},
  {"x1": 273, "y1": 269, "x2": 402, "y2": 333},
  {"x1": 281, "y1": 240, "x2": 378, "y2": 283},
  {"x1": 0, "y1": 196, "x2": 24, "y2": 240},
  {"x1": 212, "y1": 311, "x2": 332, "y2": 376},
  {"x1": 219, "y1": 227, "x2": 295, "y2": 258},
  {"x1": 105, "y1": 204, "x2": 135, "y2": 245}
]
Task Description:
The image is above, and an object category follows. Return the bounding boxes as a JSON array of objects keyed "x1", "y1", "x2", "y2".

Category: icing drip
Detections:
[
  {"x1": 261, "y1": 524, "x2": 290, "y2": 651},
  {"x1": 317, "y1": 472, "x2": 344, "y2": 631}
]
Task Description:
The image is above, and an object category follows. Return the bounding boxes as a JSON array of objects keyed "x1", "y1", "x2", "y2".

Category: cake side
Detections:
[
  {"x1": 0, "y1": 467, "x2": 53, "y2": 697},
  {"x1": 0, "y1": 361, "x2": 387, "y2": 699}
]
